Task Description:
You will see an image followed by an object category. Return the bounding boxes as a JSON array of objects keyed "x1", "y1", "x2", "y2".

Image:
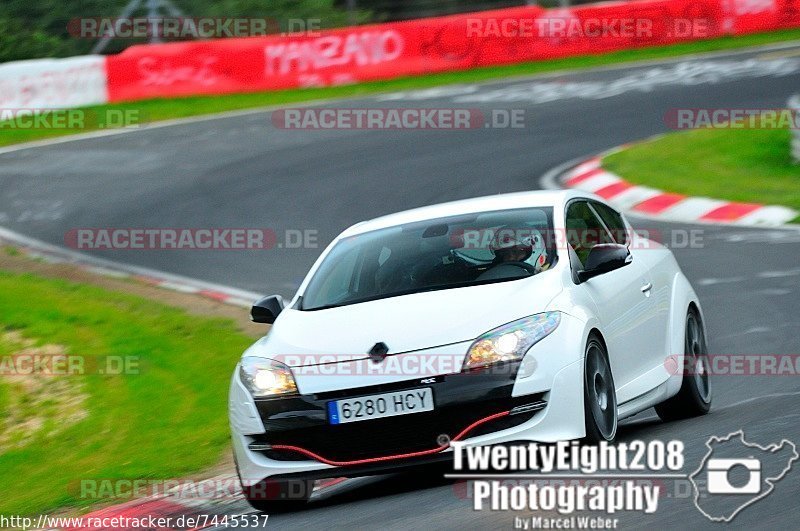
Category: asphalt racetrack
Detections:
[{"x1": 2, "y1": 43, "x2": 799, "y2": 529}]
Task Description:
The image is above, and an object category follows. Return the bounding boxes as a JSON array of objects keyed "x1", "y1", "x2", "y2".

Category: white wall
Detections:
[{"x1": 0, "y1": 55, "x2": 108, "y2": 110}]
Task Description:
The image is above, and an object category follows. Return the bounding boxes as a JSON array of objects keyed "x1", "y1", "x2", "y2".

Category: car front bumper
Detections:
[{"x1": 230, "y1": 312, "x2": 587, "y2": 486}]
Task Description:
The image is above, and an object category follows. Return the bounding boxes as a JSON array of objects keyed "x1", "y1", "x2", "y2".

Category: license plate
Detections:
[{"x1": 328, "y1": 388, "x2": 434, "y2": 425}]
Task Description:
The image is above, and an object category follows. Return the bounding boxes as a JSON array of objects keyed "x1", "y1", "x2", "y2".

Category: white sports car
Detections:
[{"x1": 229, "y1": 190, "x2": 711, "y2": 511}]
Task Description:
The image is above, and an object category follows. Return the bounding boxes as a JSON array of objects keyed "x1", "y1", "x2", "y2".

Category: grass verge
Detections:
[
  {"x1": 0, "y1": 269, "x2": 254, "y2": 515},
  {"x1": 2, "y1": 29, "x2": 800, "y2": 147},
  {"x1": 603, "y1": 127, "x2": 800, "y2": 223}
]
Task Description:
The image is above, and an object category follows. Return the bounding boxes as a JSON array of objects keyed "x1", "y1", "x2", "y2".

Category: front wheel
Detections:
[
  {"x1": 583, "y1": 336, "x2": 617, "y2": 443},
  {"x1": 655, "y1": 307, "x2": 712, "y2": 421}
]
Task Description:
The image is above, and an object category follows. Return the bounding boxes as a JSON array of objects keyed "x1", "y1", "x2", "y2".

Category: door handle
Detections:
[{"x1": 640, "y1": 282, "x2": 653, "y2": 294}]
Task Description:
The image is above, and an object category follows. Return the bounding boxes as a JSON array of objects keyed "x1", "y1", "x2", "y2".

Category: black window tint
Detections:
[
  {"x1": 565, "y1": 201, "x2": 614, "y2": 267},
  {"x1": 592, "y1": 202, "x2": 628, "y2": 245}
]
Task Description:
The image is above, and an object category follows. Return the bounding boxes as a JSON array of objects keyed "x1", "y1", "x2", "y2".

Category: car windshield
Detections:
[{"x1": 301, "y1": 207, "x2": 556, "y2": 310}]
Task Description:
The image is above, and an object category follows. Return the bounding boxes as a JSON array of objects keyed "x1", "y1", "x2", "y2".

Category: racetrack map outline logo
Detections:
[{"x1": 689, "y1": 430, "x2": 798, "y2": 522}]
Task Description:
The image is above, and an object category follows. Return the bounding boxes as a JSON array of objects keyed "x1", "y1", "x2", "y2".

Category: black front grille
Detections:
[{"x1": 254, "y1": 395, "x2": 542, "y2": 462}]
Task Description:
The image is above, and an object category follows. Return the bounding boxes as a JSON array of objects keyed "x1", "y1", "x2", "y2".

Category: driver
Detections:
[{"x1": 490, "y1": 228, "x2": 548, "y2": 273}]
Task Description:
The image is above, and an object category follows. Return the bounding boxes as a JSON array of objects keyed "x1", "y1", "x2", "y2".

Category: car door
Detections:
[
  {"x1": 565, "y1": 200, "x2": 657, "y2": 404},
  {"x1": 591, "y1": 200, "x2": 670, "y2": 382}
]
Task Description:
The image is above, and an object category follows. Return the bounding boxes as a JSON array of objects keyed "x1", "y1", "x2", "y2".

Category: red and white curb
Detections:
[
  {"x1": 562, "y1": 156, "x2": 798, "y2": 227},
  {"x1": 0, "y1": 226, "x2": 261, "y2": 308}
]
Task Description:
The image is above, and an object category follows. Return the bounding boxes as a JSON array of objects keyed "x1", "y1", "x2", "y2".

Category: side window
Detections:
[
  {"x1": 565, "y1": 201, "x2": 614, "y2": 267},
  {"x1": 591, "y1": 202, "x2": 628, "y2": 245}
]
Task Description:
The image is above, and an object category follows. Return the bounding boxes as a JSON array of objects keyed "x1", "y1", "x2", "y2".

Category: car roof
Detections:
[{"x1": 340, "y1": 189, "x2": 589, "y2": 237}]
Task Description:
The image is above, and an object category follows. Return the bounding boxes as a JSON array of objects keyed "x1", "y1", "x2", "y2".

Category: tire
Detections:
[
  {"x1": 655, "y1": 307, "x2": 712, "y2": 421},
  {"x1": 583, "y1": 336, "x2": 617, "y2": 443},
  {"x1": 240, "y1": 477, "x2": 314, "y2": 513}
]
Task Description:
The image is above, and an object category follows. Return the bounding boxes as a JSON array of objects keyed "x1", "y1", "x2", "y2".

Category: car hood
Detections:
[{"x1": 245, "y1": 274, "x2": 563, "y2": 367}]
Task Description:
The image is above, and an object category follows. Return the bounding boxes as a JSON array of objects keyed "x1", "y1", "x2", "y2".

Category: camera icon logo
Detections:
[
  {"x1": 689, "y1": 431, "x2": 798, "y2": 522},
  {"x1": 706, "y1": 457, "x2": 761, "y2": 494}
]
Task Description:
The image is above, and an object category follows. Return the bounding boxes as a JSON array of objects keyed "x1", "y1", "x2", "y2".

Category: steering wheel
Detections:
[
  {"x1": 476, "y1": 261, "x2": 536, "y2": 281},
  {"x1": 502, "y1": 261, "x2": 537, "y2": 274}
]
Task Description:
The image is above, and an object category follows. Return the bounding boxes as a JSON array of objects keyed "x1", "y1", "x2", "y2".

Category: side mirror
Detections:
[
  {"x1": 577, "y1": 244, "x2": 631, "y2": 283},
  {"x1": 251, "y1": 295, "x2": 285, "y2": 324}
]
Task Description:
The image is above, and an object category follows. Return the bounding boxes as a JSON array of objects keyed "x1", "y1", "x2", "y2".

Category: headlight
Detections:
[
  {"x1": 463, "y1": 312, "x2": 561, "y2": 370},
  {"x1": 239, "y1": 357, "x2": 298, "y2": 397}
]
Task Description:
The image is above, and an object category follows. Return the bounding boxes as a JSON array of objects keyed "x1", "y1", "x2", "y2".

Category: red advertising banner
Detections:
[
  {"x1": 104, "y1": 0, "x2": 800, "y2": 103},
  {"x1": 723, "y1": 0, "x2": 800, "y2": 34}
]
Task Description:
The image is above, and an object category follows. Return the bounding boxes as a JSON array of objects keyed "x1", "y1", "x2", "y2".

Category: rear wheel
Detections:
[
  {"x1": 655, "y1": 307, "x2": 712, "y2": 421},
  {"x1": 583, "y1": 336, "x2": 617, "y2": 443}
]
